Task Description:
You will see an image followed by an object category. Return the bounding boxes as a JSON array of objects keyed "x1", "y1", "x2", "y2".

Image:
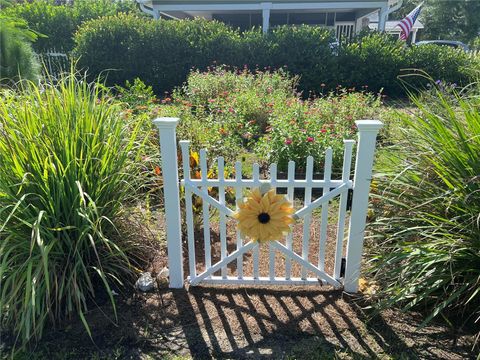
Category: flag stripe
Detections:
[{"x1": 396, "y1": 3, "x2": 423, "y2": 41}]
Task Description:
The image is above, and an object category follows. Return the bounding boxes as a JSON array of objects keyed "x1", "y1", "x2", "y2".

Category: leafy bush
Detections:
[
  {"x1": 338, "y1": 33, "x2": 404, "y2": 95},
  {"x1": 0, "y1": 16, "x2": 40, "y2": 83},
  {"x1": 245, "y1": 25, "x2": 337, "y2": 93},
  {"x1": 73, "y1": 14, "x2": 478, "y2": 97},
  {"x1": 4, "y1": 0, "x2": 139, "y2": 53},
  {"x1": 402, "y1": 44, "x2": 476, "y2": 89},
  {"x1": 74, "y1": 14, "x2": 242, "y2": 94},
  {"x1": 472, "y1": 37, "x2": 480, "y2": 51},
  {"x1": 0, "y1": 73, "x2": 146, "y2": 348},
  {"x1": 370, "y1": 82, "x2": 480, "y2": 335}
]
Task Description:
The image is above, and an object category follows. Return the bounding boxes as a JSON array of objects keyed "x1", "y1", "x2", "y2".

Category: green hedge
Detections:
[
  {"x1": 337, "y1": 33, "x2": 405, "y2": 95},
  {"x1": 74, "y1": 15, "x2": 242, "y2": 95},
  {"x1": 73, "y1": 13, "x2": 479, "y2": 96},
  {"x1": 3, "y1": 0, "x2": 139, "y2": 53}
]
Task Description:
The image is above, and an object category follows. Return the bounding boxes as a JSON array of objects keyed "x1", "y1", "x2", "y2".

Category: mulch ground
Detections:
[{"x1": 2, "y1": 209, "x2": 477, "y2": 359}]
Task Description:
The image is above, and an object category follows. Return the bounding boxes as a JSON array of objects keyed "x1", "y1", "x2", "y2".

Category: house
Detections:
[{"x1": 136, "y1": 0, "x2": 405, "y2": 39}]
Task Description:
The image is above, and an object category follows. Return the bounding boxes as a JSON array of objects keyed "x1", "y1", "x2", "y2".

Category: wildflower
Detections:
[
  {"x1": 321, "y1": 83, "x2": 326, "y2": 87},
  {"x1": 285, "y1": 138, "x2": 292, "y2": 145},
  {"x1": 320, "y1": 129, "x2": 327, "y2": 133},
  {"x1": 190, "y1": 151, "x2": 199, "y2": 168},
  {"x1": 307, "y1": 136, "x2": 314, "y2": 142}
]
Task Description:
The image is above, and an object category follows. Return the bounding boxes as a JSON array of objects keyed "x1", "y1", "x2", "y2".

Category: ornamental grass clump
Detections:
[
  {"x1": 0, "y1": 73, "x2": 146, "y2": 348},
  {"x1": 370, "y1": 82, "x2": 480, "y2": 337}
]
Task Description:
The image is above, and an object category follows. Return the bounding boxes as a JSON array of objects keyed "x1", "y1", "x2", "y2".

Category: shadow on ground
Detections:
[
  {"x1": 4, "y1": 284, "x2": 476, "y2": 359},
  {"x1": 160, "y1": 286, "x2": 473, "y2": 359}
]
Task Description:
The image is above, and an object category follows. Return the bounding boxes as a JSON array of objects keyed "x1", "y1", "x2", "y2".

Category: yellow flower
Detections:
[
  {"x1": 233, "y1": 188, "x2": 295, "y2": 242},
  {"x1": 189, "y1": 151, "x2": 199, "y2": 168}
]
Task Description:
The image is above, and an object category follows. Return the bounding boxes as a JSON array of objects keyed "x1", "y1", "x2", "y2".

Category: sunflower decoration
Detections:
[{"x1": 233, "y1": 186, "x2": 295, "y2": 242}]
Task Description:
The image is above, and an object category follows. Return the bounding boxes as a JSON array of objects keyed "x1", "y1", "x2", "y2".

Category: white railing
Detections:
[
  {"x1": 154, "y1": 117, "x2": 383, "y2": 293},
  {"x1": 36, "y1": 48, "x2": 69, "y2": 78}
]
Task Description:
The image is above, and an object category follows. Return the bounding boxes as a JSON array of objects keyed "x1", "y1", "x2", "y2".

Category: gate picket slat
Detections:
[
  {"x1": 285, "y1": 160, "x2": 295, "y2": 280},
  {"x1": 180, "y1": 141, "x2": 196, "y2": 278},
  {"x1": 318, "y1": 148, "x2": 333, "y2": 272},
  {"x1": 235, "y1": 161, "x2": 244, "y2": 279},
  {"x1": 269, "y1": 163, "x2": 277, "y2": 281},
  {"x1": 301, "y1": 156, "x2": 314, "y2": 280},
  {"x1": 252, "y1": 163, "x2": 260, "y2": 279},
  {"x1": 200, "y1": 149, "x2": 212, "y2": 271},
  {"x1": 334, "y1": 140, "x2": 355, "y2": 280},
  {"x1": 218, "y1": 157, "x2": 228, "y2": 279}
]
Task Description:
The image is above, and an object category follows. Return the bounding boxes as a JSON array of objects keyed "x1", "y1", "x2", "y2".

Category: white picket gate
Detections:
[{"x1": 154, "y1": 117, "x2": 383, "y2": 293}]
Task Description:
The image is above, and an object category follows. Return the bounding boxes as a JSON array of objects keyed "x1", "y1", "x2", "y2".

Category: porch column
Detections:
[
  {"x1": 261, "y1": 2, "x2": 272, "y2": 34},
  {"x1": 411, "y1": 30, "x2": 417, "y2": 43},
  {"x1": 378, "y1": 6, "x2": 388, "y2": 32}
]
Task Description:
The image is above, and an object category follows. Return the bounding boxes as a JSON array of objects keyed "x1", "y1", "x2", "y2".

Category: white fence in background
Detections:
[
  {"x1": 36, "y1": 49, "x2": 69, "y2": 78},
  {"x1": 154, "y1": 117, "x2": 383, "y2": 293}
]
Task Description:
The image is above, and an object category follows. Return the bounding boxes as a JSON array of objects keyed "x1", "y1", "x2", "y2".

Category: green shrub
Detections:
[
  {"x1": 4, "y1": 0, "x2": 139, "y2": 53},
  {"x1": 73, "y1": 15, "x2": 479, "y2": 97},
  {"x1": 370, "y1": 82, "x2": 480, "y2": 336},
  {"x1": 0, "y1": 16, "x2": 40, "y2": 83},
  {"x1": 74, "y1": 14, "x2": 242, "y2": 95},
  {"x1": 247, "y1": 25, "x2": 337, "y2": 94},
  {"x1": 338, "y1": 33, "x2": 404, "y2": 95},
  {"x1": 402, "y1": 44, "x2": 475, "y2": 89},
  {"x1": 0, "y1": 73, "x2": 146, "y2": 348},
  {"x1": 471, "y1": 37, "x2": 480, "y2": 51}
]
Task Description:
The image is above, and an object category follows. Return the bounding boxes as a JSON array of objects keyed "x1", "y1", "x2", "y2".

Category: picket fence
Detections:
[
  {"x1": 154, "y1": 117, "x2": 383, "y2": 293},
  {"x1": 36, "y1": 49, "x2": 69, "y2": 78}
]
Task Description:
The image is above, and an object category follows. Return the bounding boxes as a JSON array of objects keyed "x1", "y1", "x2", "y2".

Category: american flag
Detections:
[{"x1": 397, "y1": 3, "x2": 423, "y2": 40}]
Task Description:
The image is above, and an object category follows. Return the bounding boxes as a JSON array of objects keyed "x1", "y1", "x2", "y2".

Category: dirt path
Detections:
[{"x1": 24, "y1": 284, "x2": 475, "y2": 359}]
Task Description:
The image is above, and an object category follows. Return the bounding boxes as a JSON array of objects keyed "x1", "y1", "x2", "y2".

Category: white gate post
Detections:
[
  {"x1": 344, "y1": 120, "x2": 383, "y2": 293},
  {"x1": 153, "y1": 117, "x2": 184, "y2": 288}
]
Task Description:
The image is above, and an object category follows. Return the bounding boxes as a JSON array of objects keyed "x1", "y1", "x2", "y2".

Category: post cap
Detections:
[
  {"x1": 153, "y1": 117, "x2": 180, "y2": 129},
  {"x1": 355, "y1": 120, "x2": 383, "y2": 132}
]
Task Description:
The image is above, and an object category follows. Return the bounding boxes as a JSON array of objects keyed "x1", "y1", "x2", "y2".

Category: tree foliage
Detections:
[
  {"x1": 0, "y1": 15, "x2": 40, "y2": 83},
  {"x1": 392, "y1": 0, "x2": 480, "y2": 43}
]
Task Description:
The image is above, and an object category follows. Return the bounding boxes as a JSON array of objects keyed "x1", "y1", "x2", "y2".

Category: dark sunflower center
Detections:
[{"x1": 258, "y1": 212, "x2": 270, "y2": 224}]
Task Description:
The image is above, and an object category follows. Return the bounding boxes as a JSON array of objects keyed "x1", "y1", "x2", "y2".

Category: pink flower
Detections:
[
  {"x1": 307, "y1": 137, "x2": 314, "y2": 143},
  {"x1": 320, "y1": 129, "x2": 327, "y2": 133},
  {"x1": 285, "y1": 139, "x2": 292, "y2": 145}
]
